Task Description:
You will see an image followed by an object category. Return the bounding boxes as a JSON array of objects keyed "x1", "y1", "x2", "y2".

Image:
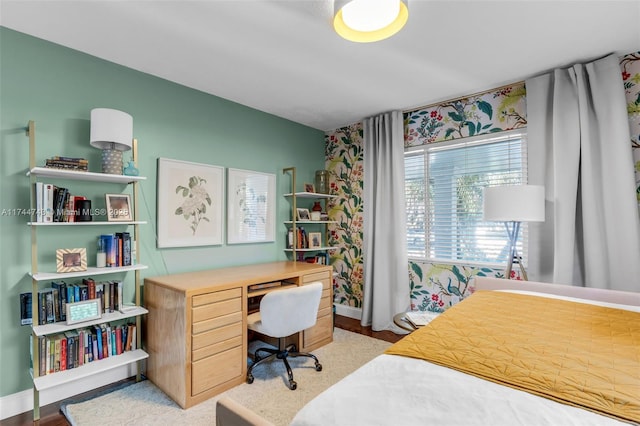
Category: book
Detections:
[
  {"x1": 115, "y1": 326, "x2": 123, "y2": 355},
  {"x1": 106, "y1": 325, "x2": 113, "y2": 356},
  {"x1": 43, "y1": 183, "x2": 54, "y2": 223},
  {"x1": 404, "y1": 311, "x2": 438, "y2": 327},
  {"x1": 34, "y1": 182, "x2": 44, "y2": 222},
  {"x1": 20, "y1": 292, "x2": 32, "y2": 326},
  {"x1": 93, "y1": 325, "x2": 103, "y2": 360},
  {"x1": 39, "y1": 288, "x2": 55, "y2": 324},
  {"x1": 122, "y1": 232, "x2": 131, "y2": 266},
  {"x1": 91, "y1": 332, "x2": 99, "y2": 362},
  {"x1": 51, "y1": 281, "x2": 67, "y2": 322},
  {"x1": 65, "y1": 330, "x2": 78, "y2": 369},
  {"x1": 59, "y1": 335, "x2": 67, "y2": 371},
  {"x1": 100, "y1": 324, "x2": 109, "y2": 359},
  {"x1": 50, "y1": 287, "x2": 60, "y2": 322},
  {"x1": 53, "y1": 334, "x2": 62, "y2": 372},
  {"x1": 53, "y1": 187, "x2": 68, "y2": 222},
  {"x1": 38, "y1": 335, "x2": 46, "y2": 376},
  {"x1": 101, "y1": 234, "x2": 116, "y2": 267},
  {"x1": 125, "y1": 324, "x2": 133, "y2": 352},
  {"x1": 129, "y1": 324, "x2": 137, "y2": 350},
  {"x1": 83, "y1": 278, "x2": 96, "y2": 299}
]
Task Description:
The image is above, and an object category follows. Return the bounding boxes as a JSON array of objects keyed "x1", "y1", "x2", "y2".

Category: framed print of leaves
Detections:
[
  {"x1": 157, "y1": 158, "x2": 224, "y2": 248},
  {"x1": 227, "y1": 168, "x2": 276, "y2": 244}
]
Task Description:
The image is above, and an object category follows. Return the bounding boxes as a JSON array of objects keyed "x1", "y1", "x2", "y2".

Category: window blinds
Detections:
[{"x1": 405, "y1": 130, "x2": 527, "y2": 265}]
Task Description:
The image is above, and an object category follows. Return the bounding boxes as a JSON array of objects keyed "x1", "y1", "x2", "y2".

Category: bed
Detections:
[{"x1": 290, "y1": 277, "x2": 640, "y2": 426}]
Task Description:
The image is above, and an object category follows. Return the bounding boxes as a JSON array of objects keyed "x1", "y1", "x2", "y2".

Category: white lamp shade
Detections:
[
  {"x1": 334, "y1": 0, "x2": 408, "y2": 43},
  {"x1": 90, "y1": 108, "x2": 133, "y2": 151},
  {"x1": 483, "y1": 185, "x2": 545, "y2": 222}
]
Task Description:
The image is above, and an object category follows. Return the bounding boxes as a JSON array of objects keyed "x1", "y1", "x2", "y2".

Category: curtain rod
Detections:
[{"x1": 402, "y1": 80, "x2": 525, "y2": 115}]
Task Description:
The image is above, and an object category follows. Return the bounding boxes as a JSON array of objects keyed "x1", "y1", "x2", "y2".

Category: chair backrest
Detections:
[{"x1": 259, "y1": 282, "x2": 323, "y2": 338}]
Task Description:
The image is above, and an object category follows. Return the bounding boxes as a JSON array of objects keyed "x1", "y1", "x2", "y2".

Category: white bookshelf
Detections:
[
  {"x1": 33, "y1": 349, "x2": 148, "y2": 391},
  {"x1": 29, "y1": 264, "x2": 148, "y2": 281}
]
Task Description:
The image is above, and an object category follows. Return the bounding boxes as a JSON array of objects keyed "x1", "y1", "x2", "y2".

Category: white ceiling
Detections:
[{"x1": 1, "y1": 0, "x2": 639, "y2": 131}]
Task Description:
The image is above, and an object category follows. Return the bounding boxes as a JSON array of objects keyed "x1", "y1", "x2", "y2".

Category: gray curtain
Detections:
[
  {"x1": 361, "y1": 111, "x2": 410, "y2": 332},
  {"x1": 526, "y1": 53, "x2": 640, "y2": 291}
]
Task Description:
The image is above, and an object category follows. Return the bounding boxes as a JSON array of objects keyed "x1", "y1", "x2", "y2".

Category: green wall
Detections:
[{"x1": 0, "y1": 28, "x2": 325, "y2": 398}]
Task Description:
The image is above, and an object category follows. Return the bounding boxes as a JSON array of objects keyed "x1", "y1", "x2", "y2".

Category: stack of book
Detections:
[
  {"x1": 100, "y1": 233, "x2": 132, "y2": 267},
  {"x1": 33, "y1": 321, "x2": 137, "y2": 376},
  {"x1": 45, "y1": 156, "x2": 88, "y2": 171},
  {"x1": 33, "y1": 183, "x2": 87, "y2": 223},
  {"x1": 20, "y1": 279, "x2": 126, "y2": 327}
]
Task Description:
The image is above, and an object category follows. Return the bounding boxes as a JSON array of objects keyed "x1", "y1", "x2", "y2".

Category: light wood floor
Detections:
[{"x1": 3, "y1": 315, "x2": 403, "y2": 425}]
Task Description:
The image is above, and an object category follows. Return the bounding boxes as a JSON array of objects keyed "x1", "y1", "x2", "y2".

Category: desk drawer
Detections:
[
  {"x1": 192, "y1": 335, "x2": 242, "y2": 362},
  {"x1": 318, "y1": 304, "x2": 332, "y2": 318},
  {"x1": 192, "y1": 297, "x2": 242, "y2": 323},
  {"x1": 303, "y1": 271, "x2": 330, "y2": 284},
  {"x1": 192, "y1": 345, "x2": 243, "y2": 396},
  {"x1": 318, "y1": 294, "x2": 331, "y2": 313},
  {"x1": 193, "y1": 321, "x2": 243, "y2": 351},
  {"x1": 193, "y1": 311, "x2": 242, "y2": 335},
  {"x1": 193, "y1": 288, "x2": 242, "y2": 307},
  {"x1": 303, "y1": 314, "x2": 333, "y2": 348}
]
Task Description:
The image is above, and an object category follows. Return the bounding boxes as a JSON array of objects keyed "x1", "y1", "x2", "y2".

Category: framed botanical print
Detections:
[
  {"x1": 157, "y1": 158, "x2": 224, "y2": 248},
  {"x1": 227, "y1": 168, "x2": 276, "y2": 244}
]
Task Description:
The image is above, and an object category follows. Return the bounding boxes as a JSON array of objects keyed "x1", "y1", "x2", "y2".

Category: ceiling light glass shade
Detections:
[
  {"x1": 89, "y1": 108, "x2": 133, "y2": 151},
  {"x1": 334, "y1": 0, "x2": 409, "y2": 43},
  {"x1": 483, "y1": 185, "x2": 545, "y2": 222}
]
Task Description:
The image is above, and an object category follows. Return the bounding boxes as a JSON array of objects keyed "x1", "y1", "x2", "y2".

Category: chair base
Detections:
[{"x1": 246, "y1": 340, "x2": 322, "y2": 390}]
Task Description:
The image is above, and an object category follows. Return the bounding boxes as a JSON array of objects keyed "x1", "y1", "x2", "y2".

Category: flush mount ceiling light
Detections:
[{"x1": 333, "y1": 0, "x2": 409, "y2": 43}]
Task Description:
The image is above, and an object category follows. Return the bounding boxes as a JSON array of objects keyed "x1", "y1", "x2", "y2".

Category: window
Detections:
[{"x1": 405, "y1": 130, "x2": 528, "y2": 265}]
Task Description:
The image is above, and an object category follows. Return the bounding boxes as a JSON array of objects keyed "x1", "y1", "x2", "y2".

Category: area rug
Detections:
[{"x1": 61, "y1": 328, "x2": 392, "y2": 426}]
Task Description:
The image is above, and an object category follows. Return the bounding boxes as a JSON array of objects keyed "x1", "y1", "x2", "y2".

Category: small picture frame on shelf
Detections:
[
  {"x1": 309, "y1": 232, "x2": 322, "y2": 249},
  {"x1": 296, "y1": 208, "x2": 310, "y2": 221},
  {"x1": 105, "y1": 194, "x2": 132, "y2": 222},
  {"x1": 304, "y1": 183, "x2": 315, "y2": 193},
  {"x1": 66, "y1": 299, "x2": 102, "y2": 325},
  {"x1": 56, "y1": 248, "x2": 87, "y2": 273}
]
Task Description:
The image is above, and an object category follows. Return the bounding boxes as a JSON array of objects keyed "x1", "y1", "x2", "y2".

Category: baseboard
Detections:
[
  {"x1": 0, "y1": 364, "x2": 136, "y2": 420},
  {"x1": 335, "y1": 303, "x2": 361, "y2": 320}
]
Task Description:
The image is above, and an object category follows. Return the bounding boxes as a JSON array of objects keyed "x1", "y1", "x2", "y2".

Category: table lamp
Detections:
[
  {"x1": 90, "y1": 108, "x2": 133, "y2": 174},
  {"x1": 483, "y1": 185, "x2": 545, "y2": 280}
]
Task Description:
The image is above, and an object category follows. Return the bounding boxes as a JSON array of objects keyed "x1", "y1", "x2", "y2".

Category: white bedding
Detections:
[
  {"x1": 291, "y1": 291, "x2": 637, "y2": 426},
  {"x1": 291, "y1": 354, "x2": 627, "y2": 426}
]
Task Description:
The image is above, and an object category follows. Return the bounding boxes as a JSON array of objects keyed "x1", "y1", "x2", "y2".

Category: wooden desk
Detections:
[{"x1": 144, "y1": 261, "x2": 333, "y2": 409}]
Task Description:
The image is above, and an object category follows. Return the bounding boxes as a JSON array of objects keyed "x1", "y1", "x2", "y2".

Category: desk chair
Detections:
[{"x1": 246, "y1": 282, "x2": 324, "y2": 390}]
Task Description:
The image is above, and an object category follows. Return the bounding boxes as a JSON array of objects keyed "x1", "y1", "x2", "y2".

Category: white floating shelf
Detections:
[
  {"x1": 27, "y1": 167, "x2": 146, "y2": 184},
  {"x1": 284, "y1": 192, "x2": 337, "y2": 199},
  {"x1": 32, "y1": 306, "x2": 148, "y2": 337},
  {"x1": 29, "y1": 264, "x2": 148, "y2": 281},
  {"x1": 28, "y1": 221, "x2": 147, "y2": 226},
  {"x1": 33, "y1": 349, "x2": 148, "y2": 391}
]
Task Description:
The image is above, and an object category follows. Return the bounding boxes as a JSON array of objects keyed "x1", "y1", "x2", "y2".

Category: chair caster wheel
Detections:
[
  {"x1": 247, "y1": 374, "x2": 254, "y2": 384},
  {"x1": 289, "y1": 380, "x2": 297, "y2": 390},
  {"x1": 315, "y1": 363, "x2": 323, "y2": 372}
]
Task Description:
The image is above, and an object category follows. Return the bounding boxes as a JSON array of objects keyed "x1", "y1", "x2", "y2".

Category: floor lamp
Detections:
[{"x1": 483, "y1": 185, "x2": 545, "y2": 280}]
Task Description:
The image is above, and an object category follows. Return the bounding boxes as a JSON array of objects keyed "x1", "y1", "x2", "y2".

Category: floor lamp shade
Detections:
[
  {"x1": 483, "y1": 185, "x2": 545, "y2": 223},
  {"x1": 483, "y1": 185, "x2": 545, "y2": 280},
  {"x1": 90, "y1": 108, "x2": 133, "y2": 174}
]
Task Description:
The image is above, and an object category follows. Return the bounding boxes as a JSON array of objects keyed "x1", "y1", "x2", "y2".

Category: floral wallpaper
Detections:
[
  {"x1": 326, "y1": 52, "x2": 640, "y2": 313},
  {"x1": 405, "y1": 82, "x2": 527, "y2": 147},
  {"x1": 620, "y1": 52, "x2": 640, "y2": 202},
  {"x1": 325, "y1": 124, "x2": 365, "y2": 308}
]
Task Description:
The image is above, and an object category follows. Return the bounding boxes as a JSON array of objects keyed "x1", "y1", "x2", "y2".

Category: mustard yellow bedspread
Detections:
[{"x1": 386, "y1": 291, "x2": 640, "y2": 423}]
